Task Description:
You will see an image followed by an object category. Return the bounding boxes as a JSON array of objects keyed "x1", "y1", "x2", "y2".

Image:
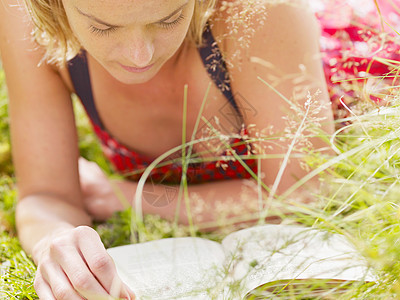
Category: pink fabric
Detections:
[{"x1": 314, "y1": 0, "x2": 400, "y2": 119}]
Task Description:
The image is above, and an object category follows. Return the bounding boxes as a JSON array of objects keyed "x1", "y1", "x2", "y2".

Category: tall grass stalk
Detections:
[
  {"x1": 180, "y1": 84, "x2": 197, "y2": 236},
  {"x1": 174, "y1": 83, "x2": 212, "y2": 230}
]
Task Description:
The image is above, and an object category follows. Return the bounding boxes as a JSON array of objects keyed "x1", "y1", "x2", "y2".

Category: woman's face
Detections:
[{"x1": 62, "y1": 0, "x2": 195, "y2": 84}]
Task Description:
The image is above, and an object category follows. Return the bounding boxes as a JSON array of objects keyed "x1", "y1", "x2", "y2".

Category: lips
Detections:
[{"x1": 120, "y1": 63, "x2": 154, "y2": 73}]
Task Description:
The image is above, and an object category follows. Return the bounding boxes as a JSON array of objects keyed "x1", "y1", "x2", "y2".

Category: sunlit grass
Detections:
[
  {"x1": 2, "y1": 63, "x2": 400, "y2": 299},
  {"x1": 2, "y1": 3, "x2": 400, "y2": 297},
  {"x1": 2, "y1": 73, "x2": 400, "y2": 300}
]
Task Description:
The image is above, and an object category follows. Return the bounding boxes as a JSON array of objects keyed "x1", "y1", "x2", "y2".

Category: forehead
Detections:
[
  {"x1": 85, "y1": 0, "x2": 161, "y2": 10},
  {"x1": 68, "y1": 0, "x2": 188, "y2": 23},
  {"x1": 69, "y1": 0, "x2": 179, "y2": 14}
]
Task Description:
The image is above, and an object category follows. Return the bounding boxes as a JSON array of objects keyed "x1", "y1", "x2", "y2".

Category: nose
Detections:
[{"x1": 125, "y1": 30, "x2": 154, "y2": 68}]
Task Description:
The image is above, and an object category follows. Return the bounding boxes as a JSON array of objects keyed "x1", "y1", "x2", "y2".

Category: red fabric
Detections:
[{"x1": 93, "y1": 124, "x2": 258, "y2": 184}]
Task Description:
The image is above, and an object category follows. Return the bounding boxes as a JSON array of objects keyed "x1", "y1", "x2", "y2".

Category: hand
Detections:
[
  {"x1": 78, "y1": 158, "x2": 126, "y2": 220},
  {"x1": 33, "y1": 226, "x2": 136, "y2": 299}
]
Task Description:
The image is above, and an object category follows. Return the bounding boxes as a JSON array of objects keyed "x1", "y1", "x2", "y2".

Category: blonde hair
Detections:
[{"x1": 22, "y1": 0, "x2": 218, "y2": 66}]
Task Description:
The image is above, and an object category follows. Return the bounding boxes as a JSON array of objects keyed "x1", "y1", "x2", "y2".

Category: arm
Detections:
[
  {"x1": 79, "y1": 157, "x2": 264, "y2": 228},
  {"x1": 0, "y1": 1, "x2": 134, "y2": 299},
  {"x1": 221, "y1": 1, "x2": 334, "y2": 195},
  {"x1": 0, "y1": 0, "x2": 86, "y2": 257},
  {"x1": 84, "y1": 3, "x2": 334, "y2": 228}
]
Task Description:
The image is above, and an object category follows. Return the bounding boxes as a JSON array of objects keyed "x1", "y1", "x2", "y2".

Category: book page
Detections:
[
  {"x1": 107, "y1": 237, "x2": 225, "y2": 299},
  {"x1": 221, "y1": 224, "x2": 375, "y2": 297}
]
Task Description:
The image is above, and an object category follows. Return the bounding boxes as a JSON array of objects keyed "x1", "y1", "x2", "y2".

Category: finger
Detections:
[
  {"x1": 34, "y1": 272, "x2": 56, "y2": 300},
  {"x1": 76, "y1": 227, "x2": 134, "y2": 299},
  {"x1": 79, "y1": 158, "x2": 106, "y2": 183},
  {"x1": 53, "y1": 244, "x2": 111, "y2": 299},
  {"x1": 40, "y1": 262, "x2": 84, "y2": 300},
  {"x1": 109, "y1": 277, "x2": 136, "y2": 300}
]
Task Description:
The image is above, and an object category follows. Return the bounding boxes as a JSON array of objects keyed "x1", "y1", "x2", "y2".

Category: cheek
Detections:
[
  {"x1": 156, "y1": 21, "x2": 193, "y2": 53},
  {"x1": 155, "y1": 32, "x2": 185, "y2": 55}
]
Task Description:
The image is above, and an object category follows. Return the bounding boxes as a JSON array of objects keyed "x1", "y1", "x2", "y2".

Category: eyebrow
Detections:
[{"x1": 76, "y1": 1, "x2": 189, "y2": 28}]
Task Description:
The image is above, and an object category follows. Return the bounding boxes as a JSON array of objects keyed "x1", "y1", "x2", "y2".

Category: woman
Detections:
[{"x1": 1, "y1": 0, "x2": 396, "y2": 298}]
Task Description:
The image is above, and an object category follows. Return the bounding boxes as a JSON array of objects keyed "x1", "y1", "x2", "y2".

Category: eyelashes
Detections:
[
  {"x1": 89, "y1": 13, "x2": 185, "y2": 37},
  {"x1": 158, "y1": 14, "x2": 185, "y2": 30},
  {"x1": 89, "y1": 25, "x2": 117, "y2": 37}
]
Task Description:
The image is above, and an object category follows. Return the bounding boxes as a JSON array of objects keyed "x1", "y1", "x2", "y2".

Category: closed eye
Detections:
[
  {"x1": 87, "y1": 6, "x2": 186, "y2": 37},
  {"x1": 89, "y1": 25, "x2": 117, "y2": 37},
  {"x1": 158, "y1": 13, "x2": 185, "y2": 30},
  {"x1": 89, "y1": 13, "x2": 185, "y2": 37}
]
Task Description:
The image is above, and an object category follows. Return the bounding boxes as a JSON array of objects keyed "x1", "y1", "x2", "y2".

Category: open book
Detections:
[{"x1": 107, "y1": 224, "x2": 375, "y2": 299}]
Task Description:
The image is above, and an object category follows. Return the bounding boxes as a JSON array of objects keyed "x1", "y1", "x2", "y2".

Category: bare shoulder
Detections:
[
  {"x1": 209, "y1": 0, "x2": 332, "y2": 132},
  {"x1": 0, "y1": 0, "x2": 67, "y2": 80},
  {"x1": 211, "y1": 0, "x2": 320, "y2": 68}
]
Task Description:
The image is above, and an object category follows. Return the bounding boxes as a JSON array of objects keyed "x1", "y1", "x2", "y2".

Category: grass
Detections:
[
  {"x1": 2, "y1": 7, "x2": 400, "y2": 299},
  {"x1": 2, "y1": 69, "x2": 400, "y2": 299}
]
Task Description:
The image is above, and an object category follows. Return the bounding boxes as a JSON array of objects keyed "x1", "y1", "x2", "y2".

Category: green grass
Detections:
[{"x1": 2, "y1": 50, "x2": 400, "y2": 300}]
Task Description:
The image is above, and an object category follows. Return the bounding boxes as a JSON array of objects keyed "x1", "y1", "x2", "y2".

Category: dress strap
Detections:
[
  {"x1": 198, "y1": 24, "x2": 241, "y2": 116},
  {"x1": 67, "y1": 51, "x2": 105, "y2": 129}
]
